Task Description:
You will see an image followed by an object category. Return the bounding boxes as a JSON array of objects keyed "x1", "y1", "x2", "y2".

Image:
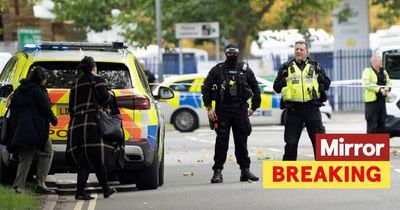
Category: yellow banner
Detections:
[{"x1": 263, "y1": 161, "x2": 390, "y2": 189}]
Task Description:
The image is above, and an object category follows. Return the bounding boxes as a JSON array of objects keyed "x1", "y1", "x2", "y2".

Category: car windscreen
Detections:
[
  {"x1": 383, "y1": 51, "x2": 400, "y2": 79},
  {"x1": 30, "y1": 61, "x2": 133, "y2": 89}
]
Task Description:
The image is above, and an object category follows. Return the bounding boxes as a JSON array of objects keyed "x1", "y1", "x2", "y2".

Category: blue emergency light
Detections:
[
  {"x1": 23, "y1": 42, "x2": 127, "y2": 52},
  {"x1": 23, "y1": 44, "x2": 41, "y2": 51}
]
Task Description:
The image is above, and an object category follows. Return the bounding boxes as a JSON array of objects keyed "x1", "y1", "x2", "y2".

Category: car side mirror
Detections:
[
  {"x1": 155, "y1": 86, "x2": 174, "y2": 100},
  {"x1": 262, "y1": 86, "x2": 274, "y2": 94},
  {"x1": 0, "y1": 84, "x2": 13, "y2": 98}
]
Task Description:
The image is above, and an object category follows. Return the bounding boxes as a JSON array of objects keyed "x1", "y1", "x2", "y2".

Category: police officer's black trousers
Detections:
[
  {"x1": 365, "y1": 99, "x2": 386, "y2": 133},
  {"x1": 283, "y1": 106, "x2": 325, "y2": 161},
  {"x1": 213, "y1": 107, "x2": 251, "y2": 170}
]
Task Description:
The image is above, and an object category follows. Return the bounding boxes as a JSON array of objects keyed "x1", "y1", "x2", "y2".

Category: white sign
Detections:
[
  {"x1": 175, "y1": 22, "x2": 219, "y2": 39},
  {"x1": 333, "y1": 0, "x2": 369, "y2": 50}
]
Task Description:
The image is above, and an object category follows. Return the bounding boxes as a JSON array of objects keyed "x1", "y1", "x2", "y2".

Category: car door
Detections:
[{"x1": 250, "y1": 79, "x2": 283, "y2": 125}]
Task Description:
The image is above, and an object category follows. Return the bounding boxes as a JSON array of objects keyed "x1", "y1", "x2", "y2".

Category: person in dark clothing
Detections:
[
  {"x1": 273, "y1": 40, "x2": 331, "y2": 161},
  {"x1": 7, "y1": 66, "x2": 58, "y2": 194},
  {"x1": 202, "y1": 44, "x2": 261, "y2": 183},
  {"x1": 362, "y1": 55, "x2": 391, "y2": 133},
  {"x1": 66, "y1": 56, "x2": 116, "y2": 200}
]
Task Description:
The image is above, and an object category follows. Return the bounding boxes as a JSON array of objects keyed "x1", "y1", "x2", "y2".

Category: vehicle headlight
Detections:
[{"x1": 387, "y1": 92, "x2": 397, "y2": 103}]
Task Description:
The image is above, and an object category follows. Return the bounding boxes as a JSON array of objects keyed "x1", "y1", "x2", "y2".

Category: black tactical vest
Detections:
[{"x1": 218, "y1": 62, "x2": 253, "y2": 104}]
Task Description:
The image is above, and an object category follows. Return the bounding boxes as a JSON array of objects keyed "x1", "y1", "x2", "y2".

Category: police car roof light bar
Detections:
[{"x1": 23, "y1": 42, "x2": 128, "y2": 52}]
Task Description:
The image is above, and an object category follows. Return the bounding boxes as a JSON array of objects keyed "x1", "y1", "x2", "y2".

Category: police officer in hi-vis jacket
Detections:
[
  {"x1": 273, "y1": 40, "x2": 331, "y2": 161},
  {"x1": 362, "y1": 55, "x2": 391, "y2": 133}
]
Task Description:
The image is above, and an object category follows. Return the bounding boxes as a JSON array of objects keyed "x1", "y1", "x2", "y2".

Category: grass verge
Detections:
[{"x1": 0, "y1": 184, "x2": 40, "y2": 210}]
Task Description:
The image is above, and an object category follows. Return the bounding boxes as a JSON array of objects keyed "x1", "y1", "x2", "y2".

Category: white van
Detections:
[
  {"x1": 380, "y1": 45, "x2": 400, "y2": 136},
  {"x1": 0, "y1": 53, "x2": 12, "y2": 73}
]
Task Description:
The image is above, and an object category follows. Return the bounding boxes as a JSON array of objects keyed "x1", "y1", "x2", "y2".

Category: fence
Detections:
[
  {"x1": 271, "y1": 50, "x2": 371, "y2": 111},
  {"x1": 310, "y1": 50, "x2": 372, "y2": 111},
  {"x1": 332, "y1": 49, "x2": 372, "y2": 111}
]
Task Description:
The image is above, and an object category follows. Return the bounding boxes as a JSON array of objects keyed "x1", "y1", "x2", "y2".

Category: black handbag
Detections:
[
  {"x1": 95, "y1": 110, "x2": 124, "y2": 141},
  {"x1": 91, "y1": 79, "x2": 124, "y2": 142}
]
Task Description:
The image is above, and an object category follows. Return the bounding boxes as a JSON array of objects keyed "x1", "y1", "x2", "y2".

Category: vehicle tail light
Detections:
[{"x1": 116, "y1": 94, "x2": 151, "y2": 110}]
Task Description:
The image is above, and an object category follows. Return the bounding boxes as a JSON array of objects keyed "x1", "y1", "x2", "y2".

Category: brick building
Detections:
[{"x1": 0, "y1": 0, "x2": 86, "y2": 43}]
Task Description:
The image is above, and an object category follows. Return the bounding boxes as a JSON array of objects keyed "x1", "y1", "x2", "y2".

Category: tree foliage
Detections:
[
  {"x1": 371, "y1": 0, "x2": 400, "y2": 25},
  {"x1": 53, "y1": 0, "x2": 340, "y2": 52},
  {"x1": 52, "y1": 0, "x2": 400, "y2": 55}
]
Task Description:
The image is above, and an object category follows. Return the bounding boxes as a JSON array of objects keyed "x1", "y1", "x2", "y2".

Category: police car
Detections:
[
  {"x1": 0, "y1": 42, "x2": 174, "y2": 190},
  {"x1": 158, "y1": 74, "x2": 332, "y2": 132}
]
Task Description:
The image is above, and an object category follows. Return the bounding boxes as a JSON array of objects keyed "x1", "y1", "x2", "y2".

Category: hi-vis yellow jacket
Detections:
[
  {"x1": 281, "y1": 61, "x2": 320, "y2": 102},
  {"x1": 362, "y1": 67, "x2": 391, "y2": 102}
]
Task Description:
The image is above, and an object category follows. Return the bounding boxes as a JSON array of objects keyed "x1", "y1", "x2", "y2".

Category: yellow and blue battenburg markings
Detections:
[
  {"x1": 164, "y1": 91, "x2": 204, "y2": 109},
  {"x1": 164, "y1": 78, "x2": 281, "y2": 113},
  {"x1": 47, "y1": 89, "x2": 159, "y2": 151}
]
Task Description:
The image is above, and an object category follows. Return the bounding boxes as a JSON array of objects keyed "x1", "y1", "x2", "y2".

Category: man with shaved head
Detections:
[{"x1": 362, "y1": 55, "x2": 391, "y2": 133}]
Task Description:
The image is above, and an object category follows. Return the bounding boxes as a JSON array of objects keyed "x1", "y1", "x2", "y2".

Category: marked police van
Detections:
[{"x1": 0, "y1": 42, "x2": 174, "y2": 190}]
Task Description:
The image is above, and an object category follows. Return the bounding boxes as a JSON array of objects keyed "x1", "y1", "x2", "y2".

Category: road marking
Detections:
[
  {"x1": 302, "y1": 154, "x2": 315, "y2": 158},
  {"x1": 186, "y1": 136, "x2": 235, "y2": 147},
  {"x1": 185, "y1": 136, "x2": 213, "y2": 144},
  {"x1": 88, "y1": 193, "x2": 98, "y2": 210},
  {"x1": 73, "y1": 187, "x2": 97, "y2": 210},
  {"x1": 267, "y1": 148, "x2": 281, "y2": 152},
  {"x1": 73, "y1": 200, "x2": 84, "y2": 210}
]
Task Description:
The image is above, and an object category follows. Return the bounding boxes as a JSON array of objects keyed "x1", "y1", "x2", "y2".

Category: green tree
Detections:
[
  {"x1": 52, "y1": 0, "x2": 400, "y2": 55},
  {"x1": 53, "y1": 0, "x2": 341, "y2": 54},
  {"x1": 371, "y1": 0, "x2": 400, "y2": 25}
]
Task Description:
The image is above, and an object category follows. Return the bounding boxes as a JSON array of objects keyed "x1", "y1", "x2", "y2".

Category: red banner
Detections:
[{"x1": 316, "y1": 134, "x2": 390, "y2": 161}]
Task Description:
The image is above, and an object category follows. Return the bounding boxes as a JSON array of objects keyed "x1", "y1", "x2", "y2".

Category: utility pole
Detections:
[{"x1": 156, "y1": 0, "x2": 164, "y2": 82}]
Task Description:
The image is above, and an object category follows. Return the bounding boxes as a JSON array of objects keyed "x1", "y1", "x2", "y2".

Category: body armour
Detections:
[
  {"x1": 219, "y1": 63, "x2": 253, "y2": 104},
  {"x1": 281, "y1": 60, "x2": 320, "y2": 102}
]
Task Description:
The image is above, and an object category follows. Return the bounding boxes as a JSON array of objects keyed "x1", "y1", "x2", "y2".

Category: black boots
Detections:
[
  {"x1": 104, "y1": 188, "x2": 117, "y2": 198},
  {"x1": 240, "y1": 168, "x2": 259, "y2": 182},
  {"x1": 210, "y1": 169, "x2": 223, "y2": 183},
  {"x1": 211, "y1": 168, "x2": 258, "y2": 183}
]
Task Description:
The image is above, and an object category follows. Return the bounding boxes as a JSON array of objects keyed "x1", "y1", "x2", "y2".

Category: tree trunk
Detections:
[{"x1": 234, "y1": 24, "x2": 249, "y2": 61}]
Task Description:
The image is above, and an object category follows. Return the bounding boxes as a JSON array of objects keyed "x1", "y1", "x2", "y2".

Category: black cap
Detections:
[{"x1": 225, "y1": 44, "x2": 239, "y2": 56}]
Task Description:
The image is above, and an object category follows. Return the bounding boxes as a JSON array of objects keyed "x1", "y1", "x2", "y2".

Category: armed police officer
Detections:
[
  {"x1": 273, "y1": 40, "x2": 331, "y2": 161},
  {"x1": 202, "y1": 44, "x2": 261, "y2": 183}
]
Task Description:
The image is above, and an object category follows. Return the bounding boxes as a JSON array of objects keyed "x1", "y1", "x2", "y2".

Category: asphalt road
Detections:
[{"x1": 48, "y1": 112, "x2": 400, "y2": 210}]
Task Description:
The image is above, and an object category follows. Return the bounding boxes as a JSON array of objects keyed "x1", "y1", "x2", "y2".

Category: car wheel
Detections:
[
  {"x1": 136, "y1": 145, "x2": 159, "y2": 190},
  {"x1": 117, "y1": 170, "x2": 136, "y2": 184},
  {"x1": 171, "y1": 109, "x2": 198, "y2": 132},
  {"x1": 280, "y1": 109, "x2": 287, "y2": 125}
]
